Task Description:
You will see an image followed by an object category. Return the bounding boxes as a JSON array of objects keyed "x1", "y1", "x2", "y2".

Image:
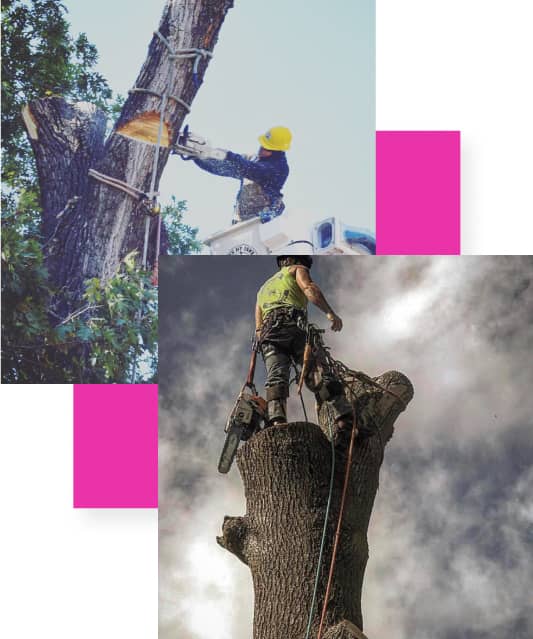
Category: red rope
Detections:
[{"x1": 316, "y1": 401, "x2": 358, "y2": 639}]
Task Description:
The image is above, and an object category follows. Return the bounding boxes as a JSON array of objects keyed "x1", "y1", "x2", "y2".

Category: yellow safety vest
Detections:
[{"x1": 257, "y1": 266, "x2": 307, "y2": 317}]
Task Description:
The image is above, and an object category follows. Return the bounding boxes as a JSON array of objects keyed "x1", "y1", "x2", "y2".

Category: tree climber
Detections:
[
  {"x1": 175, "y1": 126, "x2": 291, "y2": 224},
  {"x1": 256, "y1": 256, "x2": 357, "y2": 440}
]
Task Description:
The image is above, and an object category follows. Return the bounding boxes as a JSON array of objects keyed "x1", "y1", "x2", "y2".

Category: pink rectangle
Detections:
[
  {"x1": 73, "y1": 384, "x2": 158, "y2": 508},
  {"x1": 377, "y1": 131, "x2": 460, "y2": 255},
  {"x1": 73, "y1": 131, "x2": 461, "y2": 508}
]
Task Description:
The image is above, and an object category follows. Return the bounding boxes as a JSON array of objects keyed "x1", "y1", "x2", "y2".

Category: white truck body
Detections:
[{"x1": 203, "y1": 214, "x2": 375, "y2": 256}]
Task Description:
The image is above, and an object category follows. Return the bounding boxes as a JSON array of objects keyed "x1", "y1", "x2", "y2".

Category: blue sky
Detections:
[{"x1": 62, "y1": 0, "x2": 375, "y2": 240}]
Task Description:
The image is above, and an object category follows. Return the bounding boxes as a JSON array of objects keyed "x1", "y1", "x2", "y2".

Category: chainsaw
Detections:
[
  {"x1": 172, "y1": 125, "x2": 227, "y2": 161},
  {"x1": 218, "y1": 336, "x2": 267, "y2": 474}
]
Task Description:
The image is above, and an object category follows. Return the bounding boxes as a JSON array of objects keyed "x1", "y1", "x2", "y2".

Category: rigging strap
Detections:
[
  {"x1": 88, "y1": 168, "x2": 158, "y2": 202},
  {"x1": 154, "y1": 30, "x2": 213, "y2": 88}
]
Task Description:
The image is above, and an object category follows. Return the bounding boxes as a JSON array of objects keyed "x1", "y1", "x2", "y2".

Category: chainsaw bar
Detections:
[{"x1": 218, "y1": 421, "x2": 245, "y2": 474}]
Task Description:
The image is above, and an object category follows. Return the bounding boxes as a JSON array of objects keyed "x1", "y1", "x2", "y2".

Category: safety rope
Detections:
[
  {"x1": 153, "y1": 30, "x2": 213, "y2": 88},
  {"x1": 152, "y1": 212, "x2": 163, "y2": 286},
  {"x1": 133, "y1": 30, "x2": 183, "y2": 382},
  {"x1": 304, "y1": 400, "x2": 335, "y2": 639},
  {"x1": 316, "y1": 395, "x2": 358, "y2": 639},
  {"x1": 260, "y1": 318, "x2": 404, "y2": 638},
  {"x1": 140, "y1": 30, "x2": 213, "y2": 273},
  {"x1": 297, "y1": 325, "x2": 407, "y2": 637},
  {"x1": 293, "y1": 326, "x2": 337, "y2": 639},
  {"x1": 88, "y1": 29, "x2": 213, "y2": 382},
  {"x1": 90, "y1": 27, "x2": 214, "y2": 283}
]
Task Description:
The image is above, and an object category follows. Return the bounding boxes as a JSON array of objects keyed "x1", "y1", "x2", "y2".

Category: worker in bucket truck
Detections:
[{"x1": 174, "y1": 126, "x2": 291, "y2": 225}]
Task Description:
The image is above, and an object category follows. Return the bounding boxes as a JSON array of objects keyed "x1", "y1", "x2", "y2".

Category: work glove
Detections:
[
  {"x1": 197, "y1": 146, "x2": 228, "y2": 161},
  {"x1": 174, "y1": 127, "x2": 227, "y2": 161}
]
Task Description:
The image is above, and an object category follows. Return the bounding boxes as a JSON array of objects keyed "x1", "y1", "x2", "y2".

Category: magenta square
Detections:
[
  {"x1": 377, "y1": 131, "x2": 460, "y2": 255},
  {"x1": 73, "y1": 384, "x2": 158, "y2": 508}
]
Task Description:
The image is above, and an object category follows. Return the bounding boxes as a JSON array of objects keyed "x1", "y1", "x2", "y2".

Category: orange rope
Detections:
[{"x1": 316, "y1": 400, "x2": 358, "y2": 639}]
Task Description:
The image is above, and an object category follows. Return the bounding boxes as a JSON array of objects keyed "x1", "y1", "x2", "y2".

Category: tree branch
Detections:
[{"x1": 216, "y1": 515, "x2": 249, "y2": 566}]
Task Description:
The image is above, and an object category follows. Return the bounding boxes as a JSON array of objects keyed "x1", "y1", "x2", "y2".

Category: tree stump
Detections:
[{"x1": 218, "y1": 370, "x2": 413, "y2": 639}]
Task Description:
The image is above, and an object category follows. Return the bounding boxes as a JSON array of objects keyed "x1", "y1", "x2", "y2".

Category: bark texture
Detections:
[
  {"x1": 323, "y1": 620, "x2": 369, "y2": 639},
  {"x1": 23, "y1": 0, "x2": 234, "y2": 313},
  {"x1": 218, "y1": 370, "x2": 414, "y2": 639}
]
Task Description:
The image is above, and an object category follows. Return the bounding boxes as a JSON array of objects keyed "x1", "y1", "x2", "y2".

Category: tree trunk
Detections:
[
  {"x1": 23, "y1": 0, "x2": 234, "y2": 314},
  {"x1": 218, "y1": 370, "x2": 414, "y2": 639}
]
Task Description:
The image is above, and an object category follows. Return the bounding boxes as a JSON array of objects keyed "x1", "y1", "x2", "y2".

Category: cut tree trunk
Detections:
[
  {"x1": 23, "y1": 0, "x2": 234, "y2": 315},
  {"x1": 218, "y1": 370, "x2": 414, "y2": 639}
]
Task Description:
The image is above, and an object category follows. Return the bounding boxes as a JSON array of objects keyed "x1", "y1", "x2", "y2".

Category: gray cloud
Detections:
[{"x1": 159, "y1": 256, "x2": 533, "y2": 639}]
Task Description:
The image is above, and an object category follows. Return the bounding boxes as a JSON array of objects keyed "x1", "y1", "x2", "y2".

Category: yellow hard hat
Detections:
[{"x1": 258, "y1": 126, "x2": 292, "y2": 151}]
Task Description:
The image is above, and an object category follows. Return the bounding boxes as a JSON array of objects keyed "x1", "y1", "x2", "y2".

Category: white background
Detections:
[{"x1": 1, "y1": 1, "x2": 532, "y2": 637}]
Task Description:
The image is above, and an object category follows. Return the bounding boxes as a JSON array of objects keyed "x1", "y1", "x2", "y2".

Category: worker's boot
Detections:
[{"x1": 266, "y1": 398, "x2": 288, "y2": 427}]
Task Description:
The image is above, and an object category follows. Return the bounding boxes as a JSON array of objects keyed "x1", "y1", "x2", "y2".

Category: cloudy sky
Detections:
[
  {"x1": 63, "y1": 0, "x2": 375, "y2": 240},
  {"x1": 159, "y1": 255, "x2": 533, "y2": 639}
]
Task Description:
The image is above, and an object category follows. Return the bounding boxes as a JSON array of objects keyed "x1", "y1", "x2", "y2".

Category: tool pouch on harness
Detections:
[{"x1": 233, "y1": 180, "x2": 284, "y2": 223}]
